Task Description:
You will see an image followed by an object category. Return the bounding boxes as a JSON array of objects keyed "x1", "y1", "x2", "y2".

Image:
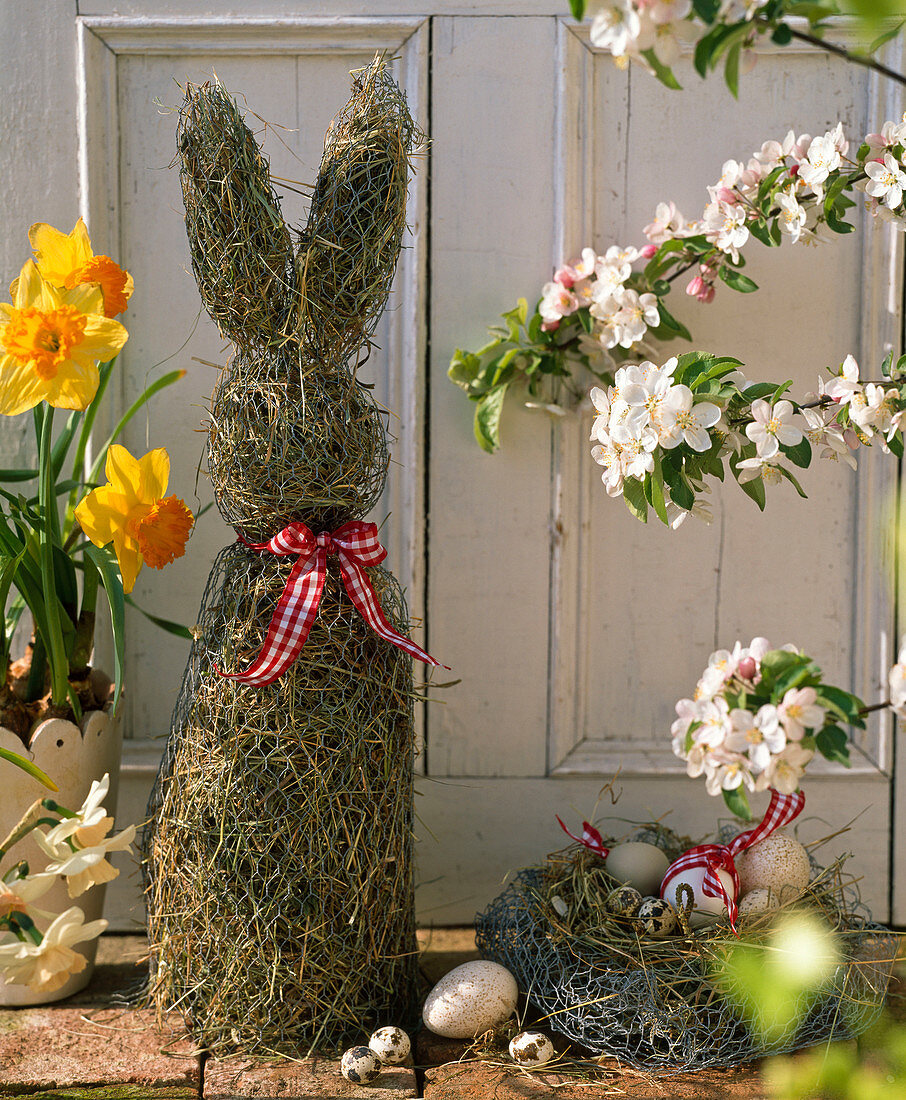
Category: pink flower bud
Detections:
[
  {"x1": 697, "y1": 284, "x2": 716, "y2": 304},
  {"x1": 554, "y1": 266, "x2": 576, "y2": 288},
  {"x1": 844, "y1": 428, "x2": 859, "y2": 449},
  {"x1": 541, "y1": 319, "x2": 561, "y2": 333},
  {"x1": 640, "y1": 243, "x2": 657, "y2": 259},
  {"x1": 686, "y1": 275, "x2": 705, "y2": 297},
  {"x1": 717, "y1": 187, "x2": 738, "y2": 204},
  {"x1": 737, "y1": 656, "x2": 758, "y2": 681}
]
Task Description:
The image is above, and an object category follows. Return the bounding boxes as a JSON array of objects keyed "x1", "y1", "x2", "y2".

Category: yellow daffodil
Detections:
[
  {"x1": 0, "y1": 260, "x2": 128, "y2": 415},
  {"x1": 27, "y1": 217, "x2": 134, "y2": 318},
  {"x1": 74, "y1": 444, "x2": 194, "y2": 593}
]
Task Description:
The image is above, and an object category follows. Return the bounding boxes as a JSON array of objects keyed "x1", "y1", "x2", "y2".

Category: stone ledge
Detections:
[
  {"x1": 0, "y1": 1006, "x2": 200, "y2": 1095},
  {"x1": 204, "y1": 1055, "x2": 417, "y2": 1099}
]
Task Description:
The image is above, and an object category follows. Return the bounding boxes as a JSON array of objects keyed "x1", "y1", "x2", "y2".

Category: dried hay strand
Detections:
[
  {"x1": 177, "y1": 80, "x2": 297, "y2": 350},
  {"x1": 295, "y1": 57, "x2": 424, "y2": 362},
  {"x1": 207, "y1": 342, "x2": 389, "y2": 540},
  {"x1": 476, "y1": 827, "x2": 899, "y2": 1072},
  {"x1": 144, "y1": 543, "x2": 420, "y2": 1055}
]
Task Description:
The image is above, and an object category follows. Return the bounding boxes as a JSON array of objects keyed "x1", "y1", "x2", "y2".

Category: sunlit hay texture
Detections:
[
  {"x1": 144, "y1": 543, "x2": 420, "y2": 1055},
  {"x1": 178, "y1": 80, "x2": 297, "y2": 350},
  {"x1": 476, "y1": 830, "x2": 898, "y2": 1072},
  {"x1": 295, "y1": 59, "x2": 424, "y2": 364},
  {"x1": 206, "y1": 342, "x2": 389, "y2": 541}
]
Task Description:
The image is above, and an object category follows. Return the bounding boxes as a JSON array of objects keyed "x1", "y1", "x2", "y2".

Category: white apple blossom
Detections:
[
  {"x1": 613, "y1": 287, "x2": 660, "y2": 347},
  {"x1": 591, "y1": 439, "x2": 626, "y2": 497},
  {"x1": 643, "y1": 200, "x2": 686, "y2": 244},
  {"x1": 702, "y1": 200, "x2": 749, "y2": 261},
  {"x1": 759, "y1": 742, "x2": 815, "y2": 795},
  {"x1": 589, "y1": 291, "x2": 624, "y2": 349},
  {"x1": 797, "y1": 128, "x2": 844, "y2": 199},
  {"x1": 736, "y1": 454, "x2": 782, "y2": 485},
  {"x1": 590, "y1": 0, "x2": 655, "y2": 58},
  {"x1": 704, "y1": 749, "x2": 756, "y2": 796},
  {"x1": 865, "y1": 152, "x2": 906, "y2": 210},
  {"x1": 778, "y1": 686, "x2": 826, "y2": 741},
  {"x1": 821, "y1": 354, "x2": 862, "y2": 405},
  {"x1": 0, "y1": 907, "x2": 107, "y2": 993},
  {"x1": 691, "y1": 696, "x2": 731, "y2": 748},
  {"x1": 724, "y1": 706, "x2": 787, "y2": 772},
  {"x1": 888, "y1": 637, "x2": 906, "y2": 718},
  {"x1": 659, "y1": 386, "x2": 722, "y2": 452},
  {"x1": 778, "y1": 188, "x2": 807, "y2": 243},
  {"x1": 745, "y1": 398, "x2": 803, "y2": 458},
  {"x1": 540, "y1": 282, "x2": 579, "y2": 324}
]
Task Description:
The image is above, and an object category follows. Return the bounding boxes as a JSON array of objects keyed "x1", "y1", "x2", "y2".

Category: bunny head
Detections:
[{"x1": 178, "y1": 58, "x2": 422, "y2": 540}]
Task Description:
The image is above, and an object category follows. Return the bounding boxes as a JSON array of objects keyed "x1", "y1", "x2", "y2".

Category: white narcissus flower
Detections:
[
  {"x1": 659, "y1": 385, "x2": 722, "y2": 452},
  {"x1": 0, "y1": 907, "x2": 107, "y2": 993},
  {"x1": 35, "y1": 822, "x2": 137, "y2": 899},
  {"x1": 0, "y1": 873, "x2": 56, "y2": 920},
  {"x1": 865, "y1": 153, "x2": 906, "y2": 210},
  {"x1": 745, "y1": 398, "x2": 803, "y2": 458},
  {"x1": 778, "y1": 687, "x2": 826, "y2": 741}
]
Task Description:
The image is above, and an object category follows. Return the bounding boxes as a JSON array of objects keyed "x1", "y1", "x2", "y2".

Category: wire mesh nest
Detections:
[
  {"x1": 207, "y1": 342, "x2": 389, "y2": 539},
  {"x1": 143, "y1": 543, "x2": 420, "y2": 1055},
  {"x1": 177, "y1": 81, "x2": 297, "y2": 351},
  {"x1": 476, "y1": 827, "x2": 898, "y2": 1072},
  {"x1": 295, "y1": 58, "x2": 424, "y2": 363}
]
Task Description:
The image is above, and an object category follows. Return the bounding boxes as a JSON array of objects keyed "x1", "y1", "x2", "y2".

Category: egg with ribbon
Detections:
[
  {"x1": 660, "y1": 856, "x2": 737, "y2": 928},
  {"x1": 604, "y1": 842, "x2": 670, "y2": 896}
]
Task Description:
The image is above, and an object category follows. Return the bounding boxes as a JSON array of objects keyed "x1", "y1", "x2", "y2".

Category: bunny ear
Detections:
[
  {"x1": 177, "y1": 80, "x2": 297, "y2": 349},
  {"x1": 295, "y1": 54, "x2": 425, "y2": 364}
]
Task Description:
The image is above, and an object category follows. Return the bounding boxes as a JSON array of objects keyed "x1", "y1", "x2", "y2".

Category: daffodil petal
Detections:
[
  {"x1": 39, "y1": 358, "x2": 100, "y2": 411},
  {"x1": 75, "y1": 484, "x2": 130, "y2": 548},
  {"x1": 137, "y1": 448, "x2": 170, "y2": 503},
  {"x1": 0, "y1": 353, "x2": 60, "y2": 415},
  {"x1": 13, "y1": 260, "x2": 60, "y2": 311},
  {"x1": 29, "y1": 219, "x2": 93, "y2": 285},
  {"x1": 77, "y1": 315, "x2": 128, "y2": 362},
  {"x1": 103, "y1": 445, "x2": 143, "y2": 510},
  {"x1": 112, "y1": 527, "x2": 143, "y2": 594}
]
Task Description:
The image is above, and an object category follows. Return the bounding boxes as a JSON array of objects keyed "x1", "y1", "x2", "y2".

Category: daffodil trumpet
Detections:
[{"x1": 0, "y1": 218, "x2": 192, "y2": 727}]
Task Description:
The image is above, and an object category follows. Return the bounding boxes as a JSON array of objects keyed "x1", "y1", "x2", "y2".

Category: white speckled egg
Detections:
[
  {"x1": 422, "y1": 960, "x2": 518, "y2": 1038},
  {"x1": 661, "y1": 860, "x2": 737, "y2": 928},
  {"x1": 737, "y1": 887, "x2": 780, "y2": 918},
  {"x1": 636, "y1": 897, "x2": 678, "y2": 938},
  {"x1": 341, "y1": 1046, "x2": 381, "y2": 1084},
  {"x1": 509, "y1": 1030, "x2": 555, "y2": 1066},
  {"x1": 369, "y1": 1026, "x2": 411, "y2": 1064},
  {"x1": 605, "y1": 885, "x2": 643, "y2": 917},
  {"x1": 736, "y1": 833, "x2": 810, "y2": 897},
  {"x1": 605, "y1": 842, "x2": 671, "y2": 896}
]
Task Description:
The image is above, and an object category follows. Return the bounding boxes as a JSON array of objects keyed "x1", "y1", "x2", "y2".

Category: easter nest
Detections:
[{"x1": 475, "y1": 824, "x2": 899, "y2": 1072}]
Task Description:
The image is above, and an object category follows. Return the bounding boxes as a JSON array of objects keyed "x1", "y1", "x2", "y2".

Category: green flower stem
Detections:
[
  {"x1": 64, "y1": 355, "x2": 117, "y2": 537},
  {"x1": 10, "y1": 911, "x2": 43, "y2": 946},
  {"x1": 37, "y1": 407, "x2": 70, "y2": 707}
]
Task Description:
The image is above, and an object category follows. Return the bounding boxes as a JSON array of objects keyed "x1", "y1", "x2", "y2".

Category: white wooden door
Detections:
[{"x1": 0, "y1": 2, "x2": 901, "y2": 928}]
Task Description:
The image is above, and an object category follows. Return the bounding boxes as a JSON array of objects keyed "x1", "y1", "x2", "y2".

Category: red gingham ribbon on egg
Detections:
[
  {"x1": 217, "y1": 520, "x2": 447, "y2": 686},
  {"x1": 556, "y1": 816, "x2": 610, "y2": 859},
  {"x1": 661, "y1": 789, "x2": 806, "y2": 935}
]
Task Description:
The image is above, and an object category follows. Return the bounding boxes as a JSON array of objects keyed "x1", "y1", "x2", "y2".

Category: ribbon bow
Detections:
[
  {"x1": 556, "y1": 816, "x2": 610, "y2": 859},
  {"x1": 660, "y1": 788, "x2": 806, "y2": 934},
  {"x1": 218, "y1": 520, "x2": 446, "y2": 686}
]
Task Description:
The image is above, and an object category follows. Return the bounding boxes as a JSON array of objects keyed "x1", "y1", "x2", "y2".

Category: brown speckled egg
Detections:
[
  {"x1": 736, "y1": 833, "x2": 810, "y2": 897},
  {"x1": 369, "y1": 1025, "x2": 411, "y2": 1064},
  {"x1": 422, "y1": 960, "x2": 518, "y2": 1038},
  {"x1": 737, "y1": 887, "x2": 780, "y2": 918},
  {"x1": 605, "y1": 885, "x2": 643, "y2": 917},
  {"x1": 636, "y1": 897, "x2": 678, "y2": 938},
  {"x1": 509, "y1": 1030, "x2": 555, "y2": 1066},
  {"x1": 341, "y1": 1046, "x2": 381, "y2": 1084}
]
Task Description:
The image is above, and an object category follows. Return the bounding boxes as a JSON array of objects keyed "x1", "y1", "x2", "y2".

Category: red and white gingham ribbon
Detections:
[
  {"x1": 218, "y1": 520, "x2": 446, "y2": 686},
  {"x1": 556, "y1": 816, "x2": 610, "y2": 859},
  {"x1": 660, "y1": 788, "x2": 806, "y2": 934}
]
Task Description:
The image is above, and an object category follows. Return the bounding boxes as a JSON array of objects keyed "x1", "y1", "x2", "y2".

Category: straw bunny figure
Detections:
[{"x1": 143, "y1": 57, "x2": 433, "y2": 1055}]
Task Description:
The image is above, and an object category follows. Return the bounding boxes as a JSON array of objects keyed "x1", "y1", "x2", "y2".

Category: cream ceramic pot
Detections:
[{"x1": 0, "y1": 708, "x2": 122, "y2": 1005}]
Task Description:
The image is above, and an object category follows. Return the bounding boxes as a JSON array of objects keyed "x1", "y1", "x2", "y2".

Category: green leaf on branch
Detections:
[
  {"x1": 622, "y1": 477, "x2": 648, "y2": 523},
  {"x1": 719, "y1": 266, "x2": 759, "y2": 293},
  {"x1": 730, "y1": 455, "x2": 766, "y2": 511},
  {"x1": 778, "y1": 464, "x2": 809, "y2": 499},
  {"x1": 816, "y1": 726, "x2": 851, "y2": 767},
  {"x1": 693, "y1": 0, "x2": 721, "y2": 20},
  {"x1": 568, "y1": 0, "x2": 587, "y2": 19},
  {"x1": 656, "y1": 302, "x2": 692, "y2": 341},
  {"x1": 814, "y1": 684, "x2": 866, "y2": 727},
  {"x1": 641, "y1": 49, "x2": 683, "y2": 90},
  {"x1": 474, "y1": 386, "x2": 508, "y2": 453},
  {"x1": 723, "y1": 785, "x2": 753, "y2": 821},
  {"x1": 724, "y1": 41, "x2": 741, "y2": 98},
  {"x1": 782, "y1": 436, "x2": 812, "y2": 469},
  {"x1": 772, "y1": 22, "x2": 793, "y2": 46},
  {"x1": 649, "y1": 455, "x2": 669, "y2": 525}
]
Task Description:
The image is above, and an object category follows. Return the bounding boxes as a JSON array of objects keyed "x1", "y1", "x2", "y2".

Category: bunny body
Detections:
[{"x1": 144, "y1": 59, "x2": 424, "y2": 1054}]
